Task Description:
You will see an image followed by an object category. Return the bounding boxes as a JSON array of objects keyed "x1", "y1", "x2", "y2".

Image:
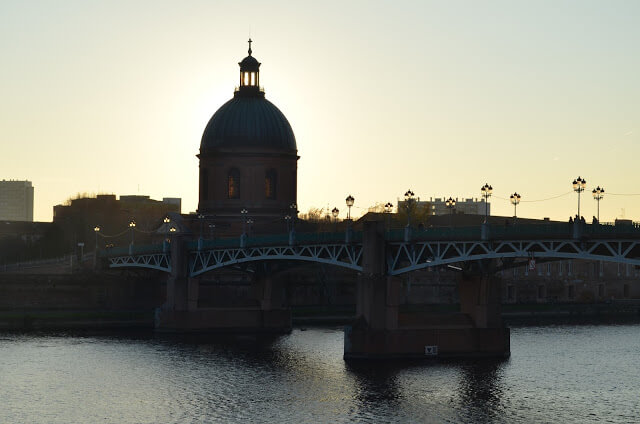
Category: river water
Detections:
[{"x1": 1, "y1": 324, "x2": 638, "y2": 423}]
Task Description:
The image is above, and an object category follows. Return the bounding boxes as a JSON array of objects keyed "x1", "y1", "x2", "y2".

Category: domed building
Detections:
[{"x1": 198, "y1": 40, "x2": 298, "y2": 222}]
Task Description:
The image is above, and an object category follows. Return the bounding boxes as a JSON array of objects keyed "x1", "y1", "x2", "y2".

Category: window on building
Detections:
[
  {"x1": 507, "y1": 285, "x2": 514, "y2": 301},
  {"x1": 265, "y1": 169, "x2": 277, "y2": 200},
  {"x1": 568, "y1": 285, "x2": 575, "y2": 299},
  {"x1": 228, "y1": 168, "x2": 240, "y2": 199}
]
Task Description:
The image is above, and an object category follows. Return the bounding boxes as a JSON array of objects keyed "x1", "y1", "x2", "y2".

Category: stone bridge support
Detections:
[
  {"x1": 155, "y1": 235, "x2": 291, "y2": 333},
  {"x1": 344, "y1": 220, "x2": 510, "y2": 359}
]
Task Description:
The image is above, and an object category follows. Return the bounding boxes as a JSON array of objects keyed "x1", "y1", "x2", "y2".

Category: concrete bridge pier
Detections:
[
  {"x1": 344, "y1": 221, "x2": 510, "y2": 359},
  {"x1": 155, "y1": 236, "x2": 291, "y2": 333}
]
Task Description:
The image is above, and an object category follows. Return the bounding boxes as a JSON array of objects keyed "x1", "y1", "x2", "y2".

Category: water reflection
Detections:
[
  {"x1": 1, "y1": 326, "x2": 638, "y2": 423},
  {"x1": 346, "y1": 362, "x2": 403, "y2": 414},
  {"x1": 455, "y1": 359, "x2": 508, "y2": 422}
]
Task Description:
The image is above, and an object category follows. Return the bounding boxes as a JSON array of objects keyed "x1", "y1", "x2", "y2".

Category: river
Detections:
[{"x1": 1, "y1": 324, "x2": 638, "y2": 423}]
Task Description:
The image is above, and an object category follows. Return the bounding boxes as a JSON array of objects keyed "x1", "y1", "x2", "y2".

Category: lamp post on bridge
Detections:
[
  {"x1": 290, "y1": 203, "x2": 298, "y2": 232},
  {"x1": 129, "y1": 220, "x2": 136, "y2": 246},
  {"x1": 345, "y1": 195, "x2": 354, "y2": 221},
  {"x1": 246, "y1": 218, "x2": 254, "y2": 237},
  {"x1": 332, "y1": 207, "x2": 339, "y2": 232},
  {"x1": 284, "y1": 214, "x2": 291, "y2": 232},
  {"x1": 240, "y1": 209, "x2": 248, "y2": 248},
  {"x1": 510, "y1": 192, "x2": 521, "y2": 223},
  {"x1": 240, "y1": 209, "x2": 248, "y2": 235},
  {"x1": 403, "y1": 190, "x2": 415, "y2": 242},
  {"x1": 445, "y1": 197, "x2": 456, "y2": 226},
  {"x1": 592, "y1": 186, "x2": 604, "y2": 223},
  {"x1": 572, "y1": 176, "x2": 586, "y2": 219},
  {"x1": 93, "y1": 225, "x2": 100, "y2": 269},
  {"x1": 384, "y1": 202, "x2": 393, "y2": 231},
  {"x1": 404, "y1": 190, "x2": 415, "y2": 227},
  {"x1": 197, "y1": 213, "x2": 205, "y2": 238},
  {"x1": 345, "y1": 195, "x2": 355, "y2": 243},
  {"x1": 480, "y1": 183, "x2": 492, "y2": 223},
  {"x1": 93, "y1": 225, "x2": 101, "y2": 252}
]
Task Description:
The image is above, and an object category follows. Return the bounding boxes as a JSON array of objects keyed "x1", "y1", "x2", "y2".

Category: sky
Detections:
[{"x1": 1, "y1": 0, "x2": 639, "y2": 223}]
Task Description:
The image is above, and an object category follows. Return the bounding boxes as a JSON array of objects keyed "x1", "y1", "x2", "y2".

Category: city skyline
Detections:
[{"x1": 1, "y1": 1, "x2": 638, "y2": 222}]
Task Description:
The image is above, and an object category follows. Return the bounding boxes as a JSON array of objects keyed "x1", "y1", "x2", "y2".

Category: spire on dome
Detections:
[{"x1": 248, "y1": 38, "x2": 252, "y2": 56}]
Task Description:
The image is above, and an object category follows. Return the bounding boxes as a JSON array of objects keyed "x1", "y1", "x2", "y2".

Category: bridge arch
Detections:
[
  {"x1": 387, "y1": 239, "x2": 640, "y2": 275},
  {"x1": 189, "y1": 244, "x2": 363, "y2": 277}
]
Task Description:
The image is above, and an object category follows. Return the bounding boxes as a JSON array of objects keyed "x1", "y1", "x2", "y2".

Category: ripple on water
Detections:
[{"x1": 0, "y1": 325, "x2": 639, "y2": 423}]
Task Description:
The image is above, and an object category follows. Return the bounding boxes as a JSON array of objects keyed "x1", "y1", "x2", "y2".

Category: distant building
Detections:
[
  {"x1": 53, "y1": 194, "x2": 181, "y2": 250},
  {"x1": 397, "y1": 196, "x2": 489, "y2": 217},
  {"x1": 427, "y1": 197, "x2": 489, "y2": 216},
  {"x1": 0, "y1": 180, "x2": 34, "y2": 221}
]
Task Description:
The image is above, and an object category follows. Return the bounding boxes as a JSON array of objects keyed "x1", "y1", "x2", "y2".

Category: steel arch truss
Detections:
[
  {"x1": 387, "y1": 239, "x2": 640, "y2": 275},
  {"x1": 190, "y1": 244, "x2": 363, "y2": 276},
  {"x1": 108, "y1": 253, "x2": 171, "y2": 272}
]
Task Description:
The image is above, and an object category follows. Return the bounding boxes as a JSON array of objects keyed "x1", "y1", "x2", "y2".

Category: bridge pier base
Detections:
[
  {"x1": 155, "y1": 236, "x2": 291, "y2": 333},
  {"x1": 344, "y1": 221, "x2": 510, "y2": 359}
]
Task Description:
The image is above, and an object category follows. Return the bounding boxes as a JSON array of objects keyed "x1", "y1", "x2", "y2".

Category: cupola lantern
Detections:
[{"x1": 238, "y1": 38, "x2": 261, "y2": 92}]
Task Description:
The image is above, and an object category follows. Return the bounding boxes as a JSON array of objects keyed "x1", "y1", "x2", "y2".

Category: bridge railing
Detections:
[
  {"x1": 490, "y1": 223, "x2": 572, "y2": 239},
  {"x1": 188, "y1": 231, "x2": 363, "y2": 250},
  {"x1": 102, "y1": 222, "x2": 640, "y2": 259},
  {"x1": 100, "y1": 243, "x2": 166, "y2": 257}
]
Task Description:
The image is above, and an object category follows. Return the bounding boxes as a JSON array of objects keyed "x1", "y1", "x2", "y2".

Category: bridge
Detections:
[
  {"x1": 105, "y1": 221, "x2": 640, "y2": 275},
  {"x1": 102, "y1": 220, "x2": 640, "y2": 359}
]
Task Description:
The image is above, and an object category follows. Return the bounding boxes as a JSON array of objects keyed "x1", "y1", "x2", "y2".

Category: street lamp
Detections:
[
  {"x1": 208, "y1": 223, "x2": 216, "y2": 239},
  {"x1": 284, "y1": 215, "x2": 292, "y2": 232},
  {"x1": 572, "y1": 176, "x2": 586, "y2": 218},
  {"x1": 93, "y1": 225, "x2": 101, "y2": 269},
  {"x1": 592, "y1": 186, "x2": 604, "y2": 223},
  {"x1": 445, "y1": 197, "x2": 456, "y2": 226},
  {"x1": 480, "y1": 183, "x2": 492, "y2": 223},
  {"x1": 129, "y1": 220, "x2": 136, "y2": 245},
  {"x1": 384, "y1": 202, "x2": 393, "y2": 231},
  {"x1": 510, "y1": 192, "x2": 521, "y2": 220},
  {"x1": 246, "y1": 218, "x2": 254, "y2": 236},
  {"x1": 93, "y1": 225, "x2": 101, "y2": 252},
  {"x1": 404, "y1": 190, "x2": 415, "y2": 227},
  {"x1": 241, "y1": 208, "x2": 248, "y2": 235},
  {"x1": 345, "y1": 195, "x2": 354, "y2": 220},
  {"x1": 197, "y1": 213, "x2": 205, "y2": 238},
  {"x1": 163, "y1": 216, "x2": 171, "y2": 240},
  {"x1": 290, "y1": 203, "x2": 297, "y2": 231}
]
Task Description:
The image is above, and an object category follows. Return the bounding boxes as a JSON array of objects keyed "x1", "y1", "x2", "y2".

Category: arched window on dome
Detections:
[
  {"x1": 228, "y1": 168, "x2": 240, "y2": 199},
  {"x1": 265, "y1": 169, "x2": 277, "y2": 200}
]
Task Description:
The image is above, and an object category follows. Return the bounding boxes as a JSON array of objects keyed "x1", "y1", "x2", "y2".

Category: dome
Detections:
[
  {"x1": 200, "y1": 95, "x2": 297, "y2": 153},
  {"x1": 239, "y1": 55, "x2": 260, "y2": 72}
]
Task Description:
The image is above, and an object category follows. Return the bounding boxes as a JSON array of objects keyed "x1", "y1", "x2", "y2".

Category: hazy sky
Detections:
[{"x1": 1, "y1": 0, "x2": 639, "y2": 222}]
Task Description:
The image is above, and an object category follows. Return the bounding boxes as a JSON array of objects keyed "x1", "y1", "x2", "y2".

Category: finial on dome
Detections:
[{"x1": 248, "y1": 38, "x2": 252, "y2": 56}]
